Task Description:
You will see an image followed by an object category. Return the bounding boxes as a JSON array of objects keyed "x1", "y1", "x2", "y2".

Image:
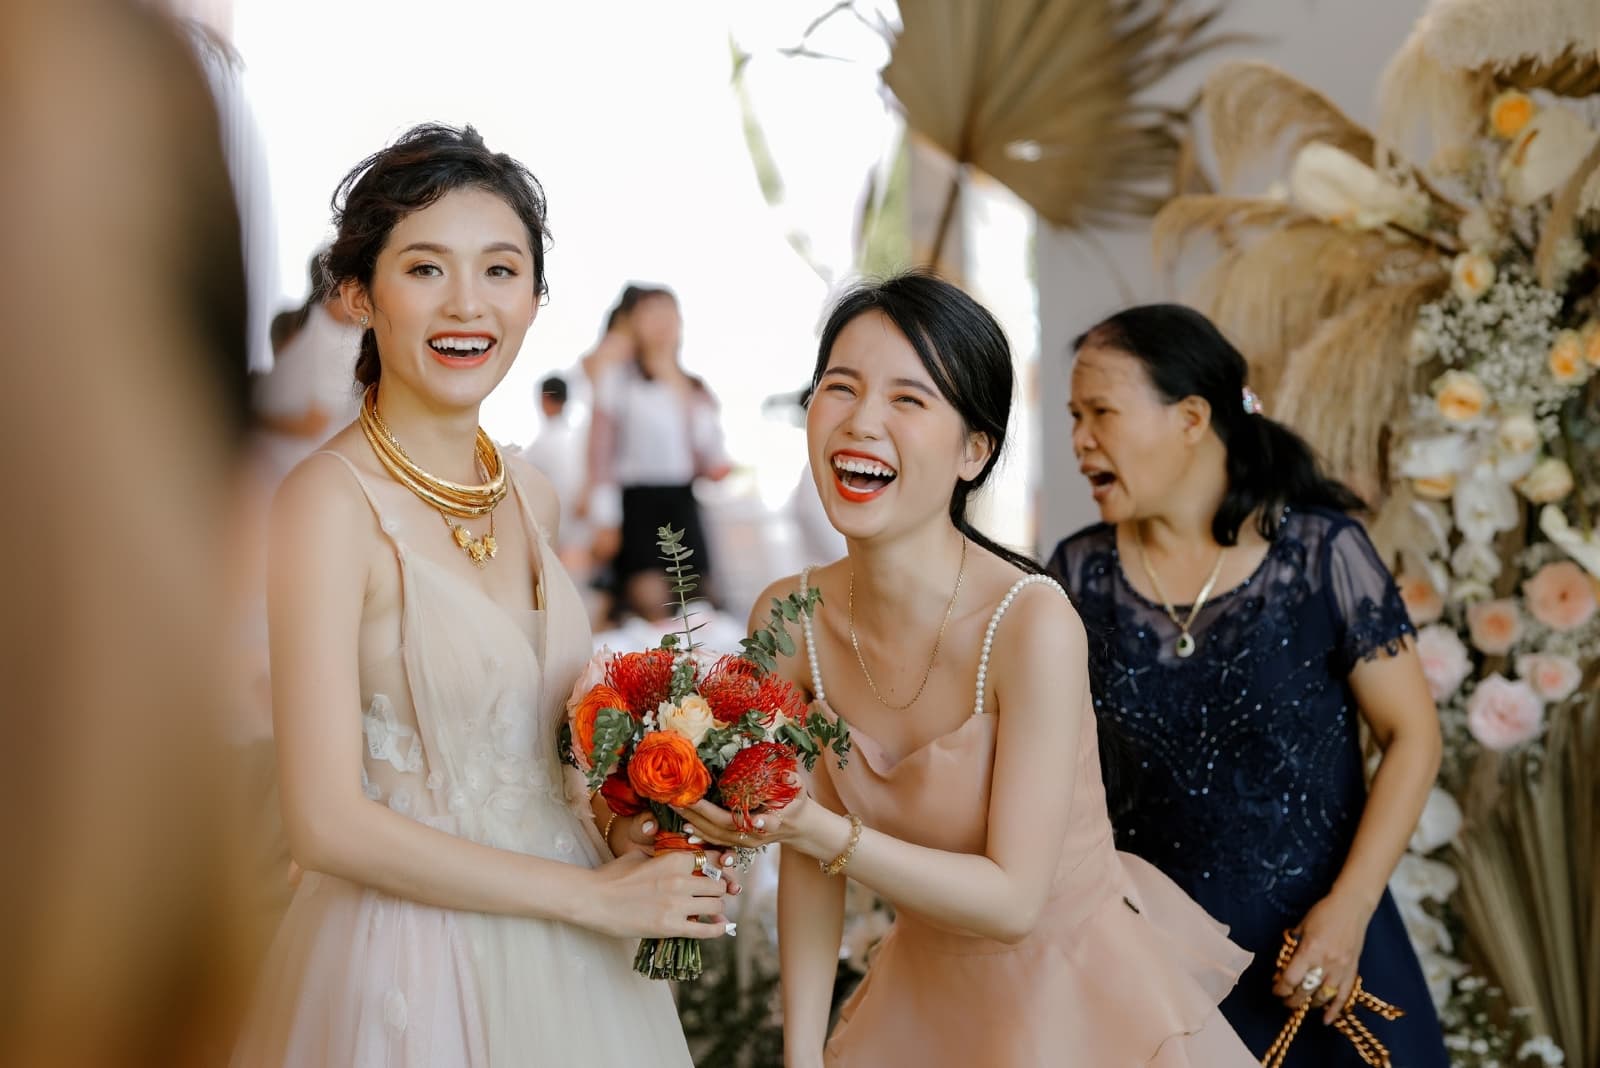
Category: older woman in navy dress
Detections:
[{"x1": 1047, "y1": 305, "x2": 1450, "y2": 1067}]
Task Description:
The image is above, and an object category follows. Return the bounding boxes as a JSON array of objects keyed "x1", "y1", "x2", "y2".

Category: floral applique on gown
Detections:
[
  {"x1": 232, "y1": 452, "x2": 692, "y2": 1067},
  {"x1": 804, "y1": 571, "x2": 1259, "y2": 1067}
]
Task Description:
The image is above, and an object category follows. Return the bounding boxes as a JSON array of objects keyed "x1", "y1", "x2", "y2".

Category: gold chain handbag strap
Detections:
[{"x1": 1262, "y1": 931, "x2": 1405, "y2": 1068}]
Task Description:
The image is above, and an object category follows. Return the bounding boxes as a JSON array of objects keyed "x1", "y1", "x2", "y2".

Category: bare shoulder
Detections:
[
  {"x1": 989, "y1": 573, "x2": 1086, "y2": 666},
  {"x1": 273, "y1": 446, "x2": 369, "y2": 531},
  {"x1": 504, "y1": 452, "x2": 560, "y2": 533}
]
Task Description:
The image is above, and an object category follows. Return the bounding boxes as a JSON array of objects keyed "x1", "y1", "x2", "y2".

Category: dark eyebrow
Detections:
[
  {"x1": 397, "y1": 241, "x2": 527, "y2": 256},
  {"x1": 820, "y1": 364, "x2": 937, "y2": 396}
]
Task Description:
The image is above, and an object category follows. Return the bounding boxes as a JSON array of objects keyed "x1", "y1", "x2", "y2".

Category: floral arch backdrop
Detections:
[{"x1": 1156, "y1": 1, "x2": 1600, "y2": 1064}]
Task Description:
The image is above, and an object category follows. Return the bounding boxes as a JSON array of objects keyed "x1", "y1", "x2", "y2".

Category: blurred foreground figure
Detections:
[{"x1": 0, "y1": 2, "x2": 262, "y2": 1064}]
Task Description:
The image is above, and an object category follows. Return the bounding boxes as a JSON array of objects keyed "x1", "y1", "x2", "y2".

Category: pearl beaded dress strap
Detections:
[{"x1": 799, "y1": 568, "x2": 1064, "y2": 717}]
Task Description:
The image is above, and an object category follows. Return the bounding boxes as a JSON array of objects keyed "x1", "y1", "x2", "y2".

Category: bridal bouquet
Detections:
[{"x1": 563, "y1": 527, "x2": 850, "y2": 980}]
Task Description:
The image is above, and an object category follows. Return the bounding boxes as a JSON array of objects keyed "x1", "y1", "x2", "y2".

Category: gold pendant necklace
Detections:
[
  {"x1": 1132, "y1": 525, "x2": 1226, "y2": 659},
  {"x1": 358, "y1": 387, "x2": 504, "y2": 568},
  {"x1": 849, "y1": 538, "x2": 967, "y2": 711}
]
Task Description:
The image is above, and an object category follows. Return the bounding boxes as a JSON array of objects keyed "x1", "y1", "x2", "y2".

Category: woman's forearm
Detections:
[
  {"x1": 286, "y1": 787, "x2": 600, "y2": 926},
  {"x1": 790, "y1": 806, "x2": 1045, "y2": 945},
  {"x1": 1332, "y1": 724, "x2": 1441, "y2": 910},
  {"x1": 779, "y1": 845, "x2": 846, "y2": 1065}
]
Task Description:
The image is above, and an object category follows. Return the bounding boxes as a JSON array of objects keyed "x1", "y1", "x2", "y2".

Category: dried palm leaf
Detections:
[
  {"x1": 1454, "y1": 694, "x2": 1600, "y2": 1067},
  {"x1": 1150, "y1": 194, "x2": 1303, "y2": 263},
  {"x1": 1179, "y1": 221, "x2": 1431, "y2": 403},
  {"x1": 1201, "y1": 60, "x2": 1376, "y2": 187},
  {"x1": 1502, "y1": 48, "x2": 1600, "y2": 98},
  {"x1": 1271, "y1": 273, "x2": 1447, "y2": 497},
  {"x1": 881, "y1": 0, "x2": 1236, "y2": 255}
]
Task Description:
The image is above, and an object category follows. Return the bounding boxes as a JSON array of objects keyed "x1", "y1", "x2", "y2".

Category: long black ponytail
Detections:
[
  {"x1": 813, "y1": 271, "x2": 1043, "y2": 574},
  {"x1": 1074, "y1": 304, "x2": 1364, "y2": 543}
]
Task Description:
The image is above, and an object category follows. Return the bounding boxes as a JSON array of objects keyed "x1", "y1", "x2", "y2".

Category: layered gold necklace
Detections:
[
  {"x1": 357, "y1": 387, "x2": 507, "y2": 567},
  {"x1": 849, "y1": 537, "x2": 967, "y2": 711}
]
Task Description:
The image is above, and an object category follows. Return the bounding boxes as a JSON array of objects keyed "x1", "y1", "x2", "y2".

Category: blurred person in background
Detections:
[
  {"x1": 518, "y1": 374, "x2": 592, "y2": 577},
  {"x1": 249, "y1": 251, "x2": 363, "y2": 485},
  {"x1": 0, "y1": 2, "x2": 267, "y2": 1064},
  {"x1": 230, "y1": 124, "x2": 732, "y2": 1066},
  {"x1": 586, "y1": 285, "x2": 732, "y2": 623}
]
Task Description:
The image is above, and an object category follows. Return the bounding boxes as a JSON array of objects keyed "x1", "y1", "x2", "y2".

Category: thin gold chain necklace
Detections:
[
  {"x1": 1131, "y1": 524, "x2": 1226, "y2": 659},
  {"x1": 357, "y1": 388, "x2": 505, "y2": 567},
  {"x1": 849, "y1": 538, "x2": 967, "y2": 711}
]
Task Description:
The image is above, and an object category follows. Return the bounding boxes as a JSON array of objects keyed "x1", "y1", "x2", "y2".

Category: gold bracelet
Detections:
[
  {"x1": 820, "y1": 814, "x2": 864, "y2": 876},
  {"x1": 602, "y1": 812, "x2": 619, "y2": 846}
]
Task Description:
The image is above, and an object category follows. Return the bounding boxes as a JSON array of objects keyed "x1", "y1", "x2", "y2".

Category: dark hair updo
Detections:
[
  {"x1": 323, "y1": 123, "x2": 549, "y2": 388},
  {"x1": 812, "y1": 271, "x2": 1041, "y2": 575},
  {"x1": 1074, "y1": 304, "x2": 1364, "y2": 545}
]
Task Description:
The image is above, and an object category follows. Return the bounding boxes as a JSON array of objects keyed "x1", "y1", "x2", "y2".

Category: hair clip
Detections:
[{"x1": 1242, "y1": 386, "x2": 1264, "y2": 416}]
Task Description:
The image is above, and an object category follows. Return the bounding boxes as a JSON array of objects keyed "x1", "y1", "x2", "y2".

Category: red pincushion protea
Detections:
[
  {"x1": 752, "y1": 673, "x2": 807, "y2": 727},
  {"x1": 717, "y1": 742, "x2": 801, "y2": 832},
  {"x1": 699, "y1": 656, "x2": 763, "y2": 724},
  {"x1": 606, "y1": 649, "x2": 676, "y2": 716}
]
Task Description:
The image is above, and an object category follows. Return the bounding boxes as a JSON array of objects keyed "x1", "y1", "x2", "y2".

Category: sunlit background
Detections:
[{"x1": 229, "y1": 0, "x2": 1038, "y2": 594}]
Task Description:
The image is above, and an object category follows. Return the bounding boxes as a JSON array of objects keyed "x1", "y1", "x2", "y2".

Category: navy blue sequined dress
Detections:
[{"x1": 1048, "y1": 509, "x2": 1448, "y2": 1068}]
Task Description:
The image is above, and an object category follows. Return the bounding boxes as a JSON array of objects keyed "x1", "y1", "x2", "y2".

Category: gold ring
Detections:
[
  {"x1": 1300, "y1": 967, "x2": 1325, "y2": 992},
  {"x1": 1315, "y1": 983, "x2": 1339, "y2": 1005},
  {"x1": 692, "y1": 851, "x2": 707, "y2": 874}
]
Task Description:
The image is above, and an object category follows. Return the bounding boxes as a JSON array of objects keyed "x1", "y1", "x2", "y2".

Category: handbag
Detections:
[{"x1": 1261, "y1": 929, "x2": 1405, "y2": 1067}]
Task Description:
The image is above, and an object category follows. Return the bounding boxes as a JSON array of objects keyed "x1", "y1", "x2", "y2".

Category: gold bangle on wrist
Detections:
[{"x1": 821, "y1": 814, "x2": 864, "y2": 876}]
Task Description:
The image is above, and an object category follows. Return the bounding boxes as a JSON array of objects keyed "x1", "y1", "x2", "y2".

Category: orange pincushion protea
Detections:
[
  {"x1": 752, "y1": 674, "x2": 807, "y2": 727},
  {"x1": 717, "y1": 742, "x2": 801, "y2": 832},
  {"x1": 605, "y1": 649, "x2": 676, "y2": 716}
]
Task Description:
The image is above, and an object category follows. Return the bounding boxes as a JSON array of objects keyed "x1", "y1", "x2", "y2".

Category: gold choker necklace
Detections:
[{"x1": 358, "y1": 387, "x2": 507, "y2": 567}]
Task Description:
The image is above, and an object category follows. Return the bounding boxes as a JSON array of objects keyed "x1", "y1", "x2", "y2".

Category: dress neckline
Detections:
[{"x1": 1109, "y1": 523, "x2": 1283, "y2": 615}]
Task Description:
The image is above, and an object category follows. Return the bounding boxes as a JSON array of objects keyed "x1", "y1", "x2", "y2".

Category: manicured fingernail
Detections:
[
  {"x1": 754, "y1": 817, "x2": 766, "y2": 830},
  {"x1": 687, "y1": 834, "x2": 702, "y2": 845},
  {"x1": 721, "y1": 854, "x2": 735, "y2": 867},
  {"x1": 642, "y1": 822, "x2": 656, "y2": 835}
]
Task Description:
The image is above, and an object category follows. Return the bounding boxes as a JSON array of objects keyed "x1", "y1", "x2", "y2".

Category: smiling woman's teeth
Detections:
[
  {"x1": 430, "y1": 337, "x2": 491, "y2": 357},
  {"x1": 833, "y1": 456, "x2": 897, "y2": 491}
]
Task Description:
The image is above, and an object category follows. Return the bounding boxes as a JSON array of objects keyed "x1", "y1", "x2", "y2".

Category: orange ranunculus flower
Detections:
[
  {"x1": 627, "y1": 730, "x2": 712, "y2": 807},
  {"x1": 1489, "y1": 90, "x2": 1534, "y2": 139},
  {"x1": 571, "y1": 685, "x2": 627, "y2": 771}
]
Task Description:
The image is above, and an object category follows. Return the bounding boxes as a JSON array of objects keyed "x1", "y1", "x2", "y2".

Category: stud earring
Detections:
[{"x1": 359, "y1": 314, "x2": 370, "y2": 328}]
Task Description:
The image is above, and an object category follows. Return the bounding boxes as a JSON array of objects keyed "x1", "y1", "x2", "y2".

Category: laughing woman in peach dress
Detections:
[{"x1": 681, "y1": 273, "x2": 1258, "y2": 1067}]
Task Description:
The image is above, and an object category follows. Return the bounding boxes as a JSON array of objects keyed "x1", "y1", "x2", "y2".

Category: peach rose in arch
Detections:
[
  {"x1": 1466, "y1": 599, "x2": 1522, "y2": 655},
  {"x1": 1397, "y1": 571, "x2": 1444, "y2": 625},
  {"x1": 1523, "y1": 561, "x2": 1598, "y2": 631},
  {"x1": 1515, "y1": 653, "x2": 1584, "y2": 704},
  {"x1": 1465, "y1": 674, "x2": 1544, "y2": 751}
]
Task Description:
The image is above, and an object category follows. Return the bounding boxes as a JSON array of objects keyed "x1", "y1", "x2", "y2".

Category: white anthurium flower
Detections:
[
  {"x1": 1502, "y1": 105, "x2": 1600, "y2": 205},
  {"x1": 1289, "y1": 142, "x2": 1430, "y2": 231},
  {"x1": 1398, "y1": 433, "x2": 1473, "y2": 480},
  {"x1": 1540, "y1": 505, "x2": 1600, "y2": 579},
  {"x1": 1410, "y1": 788, "x2": 1464, "y2": 854},
  {"x1": 1392, "y1": 852, "x2": 1461, "y2": 903},
  {"x1": 1452, "y1": 468, "x2": 1519, "y2": 544}
]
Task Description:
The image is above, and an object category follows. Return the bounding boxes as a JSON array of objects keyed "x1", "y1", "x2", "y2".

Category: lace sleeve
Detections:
[{"x1": 1323, "y1": 519, "x2": 1414, "y2": 673}]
